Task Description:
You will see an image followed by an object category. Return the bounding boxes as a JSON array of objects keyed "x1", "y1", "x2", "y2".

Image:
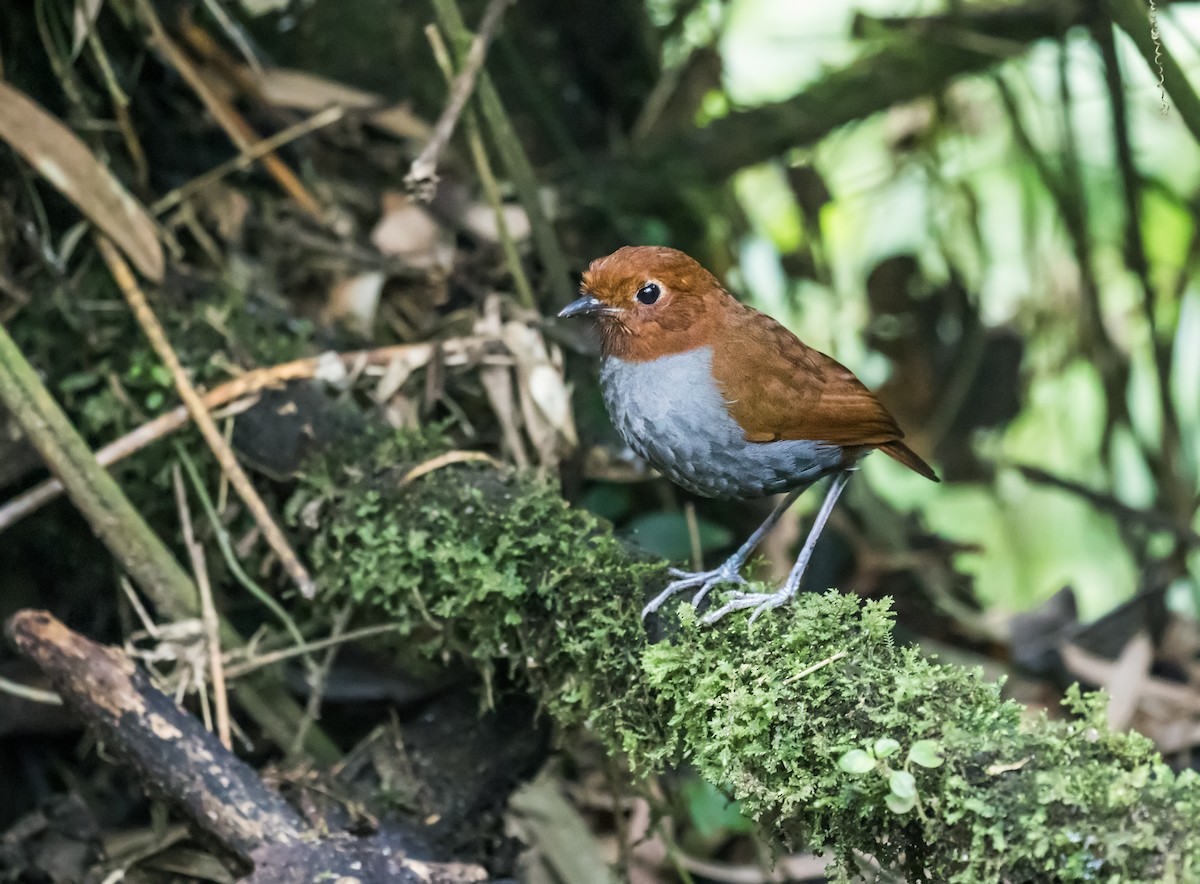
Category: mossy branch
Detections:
[
  {"x1": 0, "y1": 320, "x2": 199, "y2": 619},
  {"x1": 299, "y1": 430, "x2": 1200, "y2": 882}
]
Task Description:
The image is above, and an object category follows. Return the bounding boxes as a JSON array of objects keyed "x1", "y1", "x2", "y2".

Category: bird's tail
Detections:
[{"x1": 878, "y1": 440, "x2": 939, "y2": 482}]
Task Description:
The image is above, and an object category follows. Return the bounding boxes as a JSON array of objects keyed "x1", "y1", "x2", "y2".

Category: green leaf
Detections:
[
  {"x1": 682, "y1": 778, "x2": 753, "y2": 838},
  {"x1": 886, "y1": 792, "x2": 916, "y2": 814},
  {"x1": 57, "y1": 371, "x2": 101, "y2": 393},
  {"x1": 621, "y1": 512, "x2": 734, "y2": 561},
  {"x1": 838, "y1": 749, "x2": 876, "y2": 774},
  {"x1": 874, "y1": 738, "x2": 901, "y2": 759},
  {"x1": 908, "y1": 739, "x2": 945, "y2": 768},
  {"x1": 889, "y1": 770, "x2": 916, "y2": 800},
  {"x1": 578, "y1": 484, "x2": 631, "y2": 522}
]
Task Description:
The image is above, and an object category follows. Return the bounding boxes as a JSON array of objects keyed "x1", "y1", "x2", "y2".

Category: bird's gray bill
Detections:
[{"x1": 558, "y1": 294, "x2": 605, "y2": 319}]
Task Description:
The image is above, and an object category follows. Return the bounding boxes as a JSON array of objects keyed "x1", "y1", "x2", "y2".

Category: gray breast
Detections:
[{"x1": 598, "y1": 347, "x2": 845, "y2": 499}]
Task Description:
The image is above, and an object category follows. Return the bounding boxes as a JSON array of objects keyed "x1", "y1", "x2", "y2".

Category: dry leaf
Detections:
[
  {"x1": 0, "y1": 81, "x2": 163, "y2": 281},
  {"x1": 481, "y1": 364, "x2": 529, "y2": 470},
  {"x1": 370, "y1": 192, "x2": 452, "y2": 270},
  {"x1": 502, "y1": 321, "x2": 578, "y2": 453},
  {"x1": 250, "y1": 68, "x2": 432, "y2": 141},
  {"x1": 373, "y1": 354, "x2": 418, "y2": 404},
  {"x1": 475, "y1": 298, "x2": 530, "y2": 468},
  {"x1": 326, "y1": 272, "x2": 385, "y2": 335},
  {"x1": 461, "y1": 201, "x2": 531, "y2": 244},
  {"x1": 1103, "y1": 631, "x2": 1154, "y2": 731},
  {"x1": 193, "y1": 182, "x2": 251, "y2": 242}
]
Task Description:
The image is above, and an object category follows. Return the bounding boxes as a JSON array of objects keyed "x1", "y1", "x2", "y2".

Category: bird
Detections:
[{"x1": 558, "y1": 245, "x2": 938, "y2": 624}]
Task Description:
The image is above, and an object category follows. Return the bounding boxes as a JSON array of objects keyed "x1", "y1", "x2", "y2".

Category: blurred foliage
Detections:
[{"x1": 709, "y1": 7, "x2": 1200, "y2": 620}]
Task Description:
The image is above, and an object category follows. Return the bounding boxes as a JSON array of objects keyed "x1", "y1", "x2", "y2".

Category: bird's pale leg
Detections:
[
  {"x1": 703, "y1": 471, "x2": 851, "y2": 625},
  {"x1": 640, "y1": 488, "x2": 804, "y2": 620}
]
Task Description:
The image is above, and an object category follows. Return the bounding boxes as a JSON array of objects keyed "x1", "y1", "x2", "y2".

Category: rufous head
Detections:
[{"x1": 558, "y1": 246, "x2": 733, "y2": 361}]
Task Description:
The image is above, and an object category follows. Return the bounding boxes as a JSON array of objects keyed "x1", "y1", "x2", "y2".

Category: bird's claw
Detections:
[
  {"x1": 701, "y1": 588, "x2": 793, "y2": 625},
  {"x1": 641, "y1": 563, "x2": 748, "y2": 620}
]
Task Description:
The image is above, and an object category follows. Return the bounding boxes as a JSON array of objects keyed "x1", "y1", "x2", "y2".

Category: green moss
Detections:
[
  {"x1": 11, "y1": 270, "x2": 314, "y2": 444},
  {"x1": 296, "y1": 427, "x2": 671, "y2": 743},
  {"x1": 299, "y1": 430, "x2": 1200, "y2": 882},
  {"x1": 9, "y1": 271, "x2": 320, "y2": 522}
]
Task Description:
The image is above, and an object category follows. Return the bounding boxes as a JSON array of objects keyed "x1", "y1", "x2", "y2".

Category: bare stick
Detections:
[
  {"x1": 223, "y1": 623, "x2": 402, "y2": 680},
  {"x1": 426, "y1": 24, "x2": 536, "y2": 308},
  {"x1": 176, "y1": 445, "x2": 307, "y2": 648},
  {"x1": 7, "y1": 611, "x2": 492, "y2": 881},
  {"x1": 407, "y1": 0, "x2": 513, "y2": 199},
  {"x1": 6, "y1": 610, "x2": 307, "y2": 861},
  {"x1": 432, "y1": 0, "x2": 572, "y2": 297},
  {"x1": 399, "y1": 450, "x2": 503, "y2": 485},
  {"x1": 0, "y1": 338, "x2": 486, "y2": 533},
  {"x1": 132, "y1": 0, "x2": 323, "y2": 219},
  {"x1": 290, "y1": 601, "x2": 354, "y2": 756},
  {"x1": 173, "y1": 466, "x2": 231, "y2": 750},
  {"x1": 153, "y1": 105, "x2": 344, "y2": 215},
  {"x1": 97, "y1": 235, "x2": 316, "y2": 598},
  {"x1": 0, "y1": 673, "x2": 62, "y2": 705}
]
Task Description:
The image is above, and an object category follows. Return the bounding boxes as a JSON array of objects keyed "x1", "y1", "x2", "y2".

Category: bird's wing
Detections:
[{"x1": 712, "y1": 306, "x2": 904, "y2": 447}]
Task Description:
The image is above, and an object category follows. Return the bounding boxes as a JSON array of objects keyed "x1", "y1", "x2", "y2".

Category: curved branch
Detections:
[{"x1": 297, "y1": 433, "x2": 1200, "y2": 881}]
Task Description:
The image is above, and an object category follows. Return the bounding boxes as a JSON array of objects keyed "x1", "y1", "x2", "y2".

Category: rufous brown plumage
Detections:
[{"x1": 560, "y1": 245, "x2": 938, "y2": 624}]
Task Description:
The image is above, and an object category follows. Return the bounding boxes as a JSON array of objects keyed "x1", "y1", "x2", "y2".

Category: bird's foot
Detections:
[
  {"x1": 640, "y1": 560, "x2": 748, "y2": 620},
  {"x1": 702, "y1": 586, "x2": 795, "y2": 626}
]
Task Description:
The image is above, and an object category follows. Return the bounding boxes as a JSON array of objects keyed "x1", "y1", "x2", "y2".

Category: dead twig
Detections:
[
  {"x1": 0, "y1": 674, "x2": 62, "y2": 705},
  {"x1": 0, "y1": 339, "x2": 488, "y2": 534},
  {"x1": 432, "y1": 0, "x2": 572, "y2": 299},
  {"x1": 82, "y1": 17, "x2": 150, "y2": 189},
  {"x1": 782, "y1": 649, "x2": 849, "y2": 685},
  {"x1": 407, "y1": 0, "x2": 513, "y2": 199},
  {"x1": 132, "y1": 0, "x2": 324, "y2": 220},
  {"x1": 172, "y1": 465, "x2": 231, "y2": 750},
  {"x1": 223, "y1": 623, "x2": 402, "y2": 680},
  {"x1": 426, "y1": 23, "x2": 536, "y2": 308},
  {"x1": 153, "y1": 105, "x2": 345, "y2": 215},
  {"x1": 399, "y1": 450, "x2": 504, "y2": 485},
  {"x1": 175, "y1": 445, "x2": 307, "y2": 648},
  {"x1": 198, "y1": 0, "x2": 263, "y2": 74},
  {"x1": 97, "y1": 235, "x2": 317, "y2": 598},
  {"x1": 291, "y1": 601, "x2": 355, "y2": 756}
]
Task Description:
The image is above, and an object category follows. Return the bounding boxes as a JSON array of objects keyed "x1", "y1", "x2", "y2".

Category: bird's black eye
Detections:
[{"x1": 636, "y1": 283, "x2": 661, "y2": 305}]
